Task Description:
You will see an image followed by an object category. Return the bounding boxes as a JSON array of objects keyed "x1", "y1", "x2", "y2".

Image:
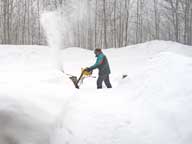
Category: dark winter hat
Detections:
[
  {"x1": 94, "y1": 48, "x2": 102, "y2": 55},
  {"x1": 94, "y1": 48, "x2": 102, "y2": 53}
]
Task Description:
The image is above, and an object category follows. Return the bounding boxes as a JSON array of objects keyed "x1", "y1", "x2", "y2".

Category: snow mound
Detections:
[
  {"x1": 52, "y1": 51, "x2": 192, "y2": 144},
  {"x1": 0, "y1": 41, "x2": 192, "y2": 144},
  {"x1": 0, "y1": 45, "x2": 76, "y2": 144},
  {"x1": 0, "y1": 45, "x2": 53, "y2": 71},
  {"x1": 51, "y1": 41, "x2": 192, "y2": 144},
  {"x1": 0, "y1": 96, "x2": 51, "y2": 144}
]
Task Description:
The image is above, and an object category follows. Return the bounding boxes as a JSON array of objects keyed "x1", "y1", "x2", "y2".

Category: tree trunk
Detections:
[
  {"x1": 154, "y1": 0, "x2": 159, "y2": 39},
  {"x1": 103, "y1": 0, "x2": 107, "y2": 48}
]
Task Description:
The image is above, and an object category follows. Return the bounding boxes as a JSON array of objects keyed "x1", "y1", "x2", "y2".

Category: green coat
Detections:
[{"x1": 90, "y1": 52, "x2": 111, "y2": 76}]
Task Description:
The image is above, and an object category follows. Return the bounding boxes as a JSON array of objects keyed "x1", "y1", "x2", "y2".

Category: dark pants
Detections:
[{"x1": 97, "y1": 74, "x2": 112, "y2": 89}]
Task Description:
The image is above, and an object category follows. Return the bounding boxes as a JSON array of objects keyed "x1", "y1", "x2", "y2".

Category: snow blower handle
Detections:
[
  {"x1": 74, "y1": 68, "x2": 92, "y2": 89},
  {"x1": 81, "y1": 68, "x2": 92, "y2": 76}
]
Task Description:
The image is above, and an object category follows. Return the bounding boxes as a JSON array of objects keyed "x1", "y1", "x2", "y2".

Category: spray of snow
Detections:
[{"x1": 40, "y1": 0, "x2": 91, "y2": 72}]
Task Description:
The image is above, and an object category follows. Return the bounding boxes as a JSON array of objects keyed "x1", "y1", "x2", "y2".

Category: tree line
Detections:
[{"x1": 0, "y1": 0, "x2": 192, "y2": 49}]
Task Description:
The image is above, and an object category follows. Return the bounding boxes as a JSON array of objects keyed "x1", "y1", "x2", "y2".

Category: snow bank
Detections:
[
  {"x1": 0, "y1": 45, "x2": 52, "y2": 71},
  {"x1": 0, "y1": 78, "x2": 75, "y2": 144},
  {"x1": 0, "y1": 45, "x2": 75, "y2": 144},
  {"x1": 51, "y1": 41, "x2": 192, "y2": 144},
  {"x1": 0, "y1": 41, "x2": 192, "y2": 144},
  {"x1": 0, "y1": 96, "x2": 51, "y2": 144}
]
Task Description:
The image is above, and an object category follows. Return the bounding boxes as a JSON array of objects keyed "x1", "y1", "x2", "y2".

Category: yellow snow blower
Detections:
[{"x1": 69, "y1": 68, "x2": 93, "y2": 89}]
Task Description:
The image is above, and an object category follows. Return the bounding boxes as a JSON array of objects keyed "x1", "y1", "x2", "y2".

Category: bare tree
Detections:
[
  {"x1": 124, "y1": 0, "x2": 131, "y2": 46},
  {"x1": 163, "y1": 0, "x2": 181, "y2": 42},
  {"x1": 154, "y1": 0, "x2": 160, "y2": 39},
  {"x1": 103, "y1": 0, "x2": 107, "y2": 48},
  {"x1": 0, "y1": 0, "x2": 192, "y2": 47}
]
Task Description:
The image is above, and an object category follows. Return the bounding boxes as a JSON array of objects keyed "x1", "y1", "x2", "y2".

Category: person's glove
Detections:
[{"x1": 85, "y1": 67, "x2": 92, "y2": 72}]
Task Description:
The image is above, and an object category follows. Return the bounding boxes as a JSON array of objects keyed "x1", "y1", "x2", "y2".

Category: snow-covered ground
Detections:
[{"x1": 0, "y1": 41, "x2": 192, "y2": 144}]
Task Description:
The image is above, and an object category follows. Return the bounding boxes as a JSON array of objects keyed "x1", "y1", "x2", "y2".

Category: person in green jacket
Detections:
[{"x1": 86, "y1": 48, "x2": 112, "y2": 89}]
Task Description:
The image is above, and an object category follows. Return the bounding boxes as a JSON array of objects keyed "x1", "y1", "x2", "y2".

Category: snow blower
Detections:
[{"x1": 68, "y1": 68, "x2": 93, "y2": 89}]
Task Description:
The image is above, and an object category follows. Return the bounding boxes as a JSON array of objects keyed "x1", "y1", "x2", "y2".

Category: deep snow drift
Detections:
[{"x1": 0, "y1": 41, "x2": 192, "y2": 144}]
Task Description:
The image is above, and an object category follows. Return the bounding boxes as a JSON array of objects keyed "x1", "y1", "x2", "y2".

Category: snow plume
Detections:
[{"x1": 40, "y1": 0, "x2": 90, "y2": 71}]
